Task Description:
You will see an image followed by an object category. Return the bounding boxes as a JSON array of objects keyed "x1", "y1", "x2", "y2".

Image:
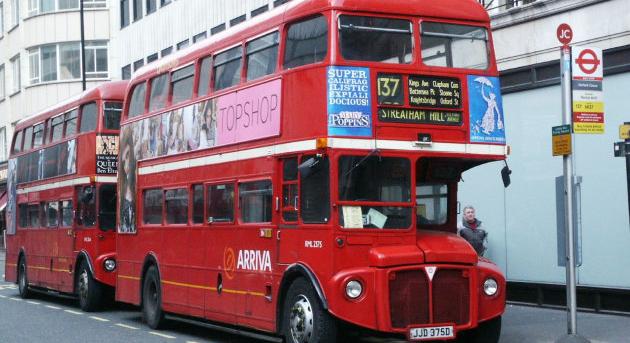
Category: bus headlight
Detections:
[
  {"x1": 483, "y1": 278, "x2": 498, "y2": 296},
  {"x1": 345, "y1": 280, "x2": 363, "y2": 299},
  {"x1": 104, "y1": 259, "x2": 116, "y2": 272}
]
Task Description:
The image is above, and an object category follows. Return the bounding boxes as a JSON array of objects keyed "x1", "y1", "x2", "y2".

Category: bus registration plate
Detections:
[{"x1": 408, "y1": 325, "x2": 454, "y2": 341}]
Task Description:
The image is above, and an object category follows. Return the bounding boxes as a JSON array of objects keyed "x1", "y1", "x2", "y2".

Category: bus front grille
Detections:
[
  {"x1": 432, "y1": 269, "x2": 470, "y2": 325},
  {"x1": 389, "y1": 269, "x2": 429, "y2": 328}
]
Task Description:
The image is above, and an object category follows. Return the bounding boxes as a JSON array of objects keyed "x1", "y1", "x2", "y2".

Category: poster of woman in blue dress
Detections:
[{"x1": 468, "y1": 75, "x2": 506, "y2": 144}]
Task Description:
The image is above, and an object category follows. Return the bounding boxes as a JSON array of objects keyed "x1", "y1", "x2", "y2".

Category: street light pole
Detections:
[{"x1": 80, "y1": 0, "x2": 86, "y2": 91}]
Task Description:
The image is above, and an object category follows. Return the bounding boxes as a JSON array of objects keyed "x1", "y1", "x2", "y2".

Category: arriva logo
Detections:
[{"x1": 237, "y1": 250, "x2": 272, "y2": 272}]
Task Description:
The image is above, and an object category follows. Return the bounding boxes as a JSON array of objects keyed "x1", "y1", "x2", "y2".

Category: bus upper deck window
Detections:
[
  {"x1": 246, "y1": 31, "x2": 279, "y2": 81},
  {"x1": 79, "y1": 102, "x2": 98, "y2": 133},
  {"x1": 149, "y1": 74, "x2": 169, "y2": 112},
  {"x1": 421, "y1": 22, "x2": 488, "y2": 70},
  {"x1": 23, "y1": 127, "x2": 33, "y2": 151},
  {"x1": 32, "y1": 123, "x2": 44, "y2": 148},
  {"x1": 214, "y1": 46, "x2": 242, "y2": 91},
  {"x1": 197, "y1": 56, "x2": 212, "y2": 96},
  {"x1": 171, "y1": 64, "x2": 195, "y2": 104},
  {"x1": 64, "y1": 109, "x2": 78, "y2": 136},
  {"x1": 103, "y1": 102, "x2": 123, "y2": 130},
  {"x1": 283, "y1": 15, "x2": 328, "y2": 69},
  {"x1": 339, "y1": 16, "x2": 412, "y2": 64},
  {"x1": 129, "y1": 82, "x2": 147, "y2": 118},
  {"x1": 51, "y1": 115, "x2": 64, "y2": 142},
  {"x1": 12, "y1": 130, "x2": 23, "y2": 153}
]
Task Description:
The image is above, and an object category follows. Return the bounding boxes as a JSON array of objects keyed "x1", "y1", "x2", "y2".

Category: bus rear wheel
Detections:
[
  {"x1": 76, "y1": 260, "x2": 103, "y2": 312},
  {"x1": 18, "y1": 258, "x2": 31, "y2": 299},
  {"x1": 282, "y1": 278, "x2": 337, "y2": 343},
  {"x1": 142, "y1": 266, "x2": 165, "y2": 329}
]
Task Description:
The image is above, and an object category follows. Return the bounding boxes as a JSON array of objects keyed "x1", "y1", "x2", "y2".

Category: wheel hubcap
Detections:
[
  {"x1": 78, "y1": 270, "x2": 89, "y2": 301},
  {"x1": 289, "y1": 295, "x2": 314, "y2": 343}
]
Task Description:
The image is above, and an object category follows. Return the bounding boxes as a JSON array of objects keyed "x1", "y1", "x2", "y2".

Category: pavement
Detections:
[{"x1": 1, "y1": 250, "x2": 629, "y2": 342}]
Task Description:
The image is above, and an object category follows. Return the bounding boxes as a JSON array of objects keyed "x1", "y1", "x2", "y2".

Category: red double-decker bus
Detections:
[
  {"x1": 4, "y1": 81, "x2": 127, "y2": 311},
  {"x1": 116, "y1": 0, "x2": 507, "y2": 341}
]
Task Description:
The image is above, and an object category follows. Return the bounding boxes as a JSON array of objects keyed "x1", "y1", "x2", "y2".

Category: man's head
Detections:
[{"x1": 463, "y1": 206, "x2": 476, "y2": 223}]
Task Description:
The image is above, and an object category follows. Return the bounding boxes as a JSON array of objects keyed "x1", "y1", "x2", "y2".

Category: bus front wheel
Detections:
[
  {"x1": 76, "y1": 260, "x2": 103, "y2": 312},
  {"x1": 282, "y1": 278, "x2": 337, "y2": 343},
  {"x1": 458, "y1": 316, "x2": 502, "y2": 343},
  {"x1": 142, "y1": 266, "x2": 165, "y2": 329},
  {"x1": 17, "y1": 258, "x2": 31, "y2": 299}
]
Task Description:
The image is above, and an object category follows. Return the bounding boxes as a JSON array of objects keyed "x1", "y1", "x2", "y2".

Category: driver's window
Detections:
[
  {"x1": 416, "y1": 184, "x2": 448, "y2": 225},
  {"x1": 99, "y1": 184, "x2": 117, "y2": 231},
  {"x1": 76, "y1": 185, "x2": 96, "y2": 227}
]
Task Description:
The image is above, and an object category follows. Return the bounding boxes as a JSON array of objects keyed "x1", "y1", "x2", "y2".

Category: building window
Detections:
[
  {"x1": 210, "y1": 23, "x2": 225, "y2": 35},
  {"x1": 85, "y1": 41, "x2": 108, "y2": 78},
  {"x1": 0, "y1": 64, "x2": 5, "y2": 99},
  {"x1": 251, "y1": 4, "x2": 268, "y2": 17},
  {"x1": 133, "y1": 58, "x2": 144, "y2": 72},
  {"x1": 132, "y1": 0, "x2": 142, "y2": 21},
  {"x1": 0, "y1": 2, "x2": 5, "y2": 38},
  {"x1": 145, "y1": 0, "x2": 155, "y2": 14},
  {"x1": 193, "y1": 31, "x2": 207, "y2": 43},
  {"x1": 176, "y1": 39, "x2": 189, "y2": 50},
  {"x1": 230, "y1": 14, "x2": 245, "y2": 27},
  {"x1": 0, "y1": 127, "x2": 6, "y2": 161},
  {"x1": 27, "y1": 0, "x2": 82, "y2": 17},
  {"x1": 160, "y1": 46, "x2": 172, "y2": 57},
  {"x1": 10, "y1": 0, "x2": 18, "y2": 28},
  {"x1": 121, "y1": 64, "x2": 131, "y2": 80},
  {"x1": 28, "y1": 42, "x2": 104, "y2": 84},
  {"x1": 58, "y1": 0, "x2": 79, "y2": 10},
  {"x1": 160, "y1": 0, "x2": 170, "y2": 6},
  {"x1": 147, "y1": 52, "x2": 158, "y2": 63},
  {"x1": 10, "y1": 54, "x2": 20, "y2": 94},
  {"x1": 120, "y1": 0, "x2": 129, "y2": 28}
]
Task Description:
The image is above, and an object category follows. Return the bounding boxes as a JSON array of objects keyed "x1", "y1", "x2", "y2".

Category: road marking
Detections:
[
  {"x1": 46, "y1": 305, "x2": 61, "y2": 310},
  {"x1": 26, "y1": 300, "x2": 40, "y2": 305},
  {"x1": 64, "y1": 309, "x2": 83, "y2": 315},
  {"x1": 89, "y1": 316, "x2": 110, "y2": 322},
  {"x1": 9, "y1": 297, "x2": 22, "y2": 301},
  {"x1": 115, "y1": 323, "x2": 139, "y2": 330},
  {"x1": 149, "y1": 332, "x2": 176, "y2": 339}
]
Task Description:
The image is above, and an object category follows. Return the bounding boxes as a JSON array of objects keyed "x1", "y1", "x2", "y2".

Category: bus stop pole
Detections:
[
  {"x1": 561, "y1": 45, "x2": 578, "y2": 335},
  {"x1": 557, "y1": 46, "x2": 589, "y2": 343}
]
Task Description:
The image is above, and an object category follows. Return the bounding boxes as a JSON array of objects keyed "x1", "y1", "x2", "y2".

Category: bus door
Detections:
[
  {"x1": 234, "y1": 177, "x2": 276, "y2": 324},
  {"x1": 53, "y1": 196, "x2": 78, "y2": 291},
  {"x1": 277, "y1": 155, "x2": 331, "y2": 266},
  {"x1": 66, "y1": 185, "x2": 97, "y2": 288}
]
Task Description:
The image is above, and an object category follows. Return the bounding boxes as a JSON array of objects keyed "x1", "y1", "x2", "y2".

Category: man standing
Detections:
[{"x1": 458, "y1": 205, "x2": 487, "y2": 256}]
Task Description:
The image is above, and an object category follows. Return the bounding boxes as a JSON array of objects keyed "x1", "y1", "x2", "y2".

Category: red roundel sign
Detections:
[
  {"x1": 557, "y1": 23, "x2": 573, "y2": 45},
  {"x1": 575, "y1": 49, "x2": 601, "y2": 75}
]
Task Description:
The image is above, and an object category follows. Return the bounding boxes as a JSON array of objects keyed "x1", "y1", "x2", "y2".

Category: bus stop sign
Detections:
[{"x1": 557, "y1": 23, "x2": 573, "y2": 45}]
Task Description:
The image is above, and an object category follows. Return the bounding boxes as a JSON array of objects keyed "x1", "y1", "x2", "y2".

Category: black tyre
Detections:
[
  {"x1": 282, "y1": 278, "x2": 337, "y2": 343},
  {"x1": 17, "y1": 257, "x2": 31, "y2": 299},
  {"x1": 459, "y1": 316, "x2": 502, "y2": 343},
  {"x1": 76, "y1": 260, "x2": 103, "y2": 312},
  {"x1": 142, "y1": 266, "x2": 165, "y2": 329}
]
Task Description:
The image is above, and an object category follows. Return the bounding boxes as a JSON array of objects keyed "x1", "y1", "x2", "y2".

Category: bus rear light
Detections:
[
  {"x1": 316, "y1": 137, "x2": 328, "y2": 149},
  {"x1": 104, "y1": 259, "x2": 116, "y2": 272}
]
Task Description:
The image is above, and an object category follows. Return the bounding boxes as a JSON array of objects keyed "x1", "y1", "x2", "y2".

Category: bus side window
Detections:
[
  {"x1": 143, "y1": 189, "x2": 163, "y2": 224},
  {"x1": 283, "y1": 15, "x2": 328, "y2": 69},
  {"x1": 149, "y1": 73, "x2": 169, "y2": 112},
  {"x1": 12, "y1": 130, "x2": 24, "y2": 153},
  {"x1": 239, "y1": 180, "x2": 272, "y2": 223},
  {"x1": 213, "y1": 46, "x2": 242, "y2": 91},
  {"x1": 207, "y1": 183, "x2": 234, "y2": 223},
  {"x1": 50, "y1": 115, "x2": 64, "y2": 142},
  {"x1": 165, "y1": 188, "x2": 188, "y2": 224},
  {"x1": 23, "y1": 126, "x2": 34, "y2": 152},
  {"x1": 246, "y1": 31, "x2": 279, "y2": 81},
  {"x1": 99, "y1": 184, "x2": 117, "y2": 231},
  {"x1": 197, "y1": 56, "x2": 212, "y2": 96},
  {"x1": 281, "y1": 157, "x2": 298, "y2": 222},
  {"x1": 129, "y1": 82, "x2": 147, "y2": 118},
  {"x1": 79, "y1": 102, "x2": 98, "y2": 133},
  {"x1": 299, "y1": 155, "x2": 330, "y2": 223},
  {"x1": 77, "y1": 186, "x2": 96, "y2": 227},
  {"x1": 18, "y1": 204, "x2": 28, "y2": 228},
  {"x1": 64, "y1": 109, "x2": 78, "y2": 137},
  {"x1": 27, "y1": 204, "x2": 40, "y2": 228},
  {"x1": 192, "y1": 184, "x2": 204, "y2": 224},
  {"x1": 60, "y1": 200, "x2": 73, "y2": 227},
  {"x1": 171, "y1": 64, "x2": 195, "y2": 104},
  {"x1": 103, "y1": 102, "x2": 123, "y2": 130},
  {"x1": 44, "y1": 202, "x2": 59, "y2": 228}
]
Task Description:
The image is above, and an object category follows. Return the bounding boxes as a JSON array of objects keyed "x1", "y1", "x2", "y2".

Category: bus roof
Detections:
[
  {"x1": 131, "y1": 0, "x2": 488, "y2": 82},
  {"x1": 16, "y1": 81, "x2": 128, "y2": 129}
]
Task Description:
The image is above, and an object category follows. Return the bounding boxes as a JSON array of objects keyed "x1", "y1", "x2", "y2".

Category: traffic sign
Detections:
[
  {"x1": 572, "y1": 46, "x2": 603, "y2": 79},
  {"x1": 557, "y1": 23, "x2": 573, "y2": 45},
  {"x1": 552, "y1": 125, "x2": 572, "y2": 156}
]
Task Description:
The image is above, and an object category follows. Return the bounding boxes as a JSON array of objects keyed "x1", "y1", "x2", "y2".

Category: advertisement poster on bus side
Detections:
[
  {"x1": 96, "y1": 135, "x2": 119, "y2": 174},
  {"x1": 468, "y1": 75, "x2": 505, "y2": 144},
  {"x1": 327, "y1": 66, "x2": 372, "y2": 137}
]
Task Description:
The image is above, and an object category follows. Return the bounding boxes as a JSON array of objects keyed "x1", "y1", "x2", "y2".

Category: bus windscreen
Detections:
[{"x1": 339, "y1": 15, "x2": 413, "y2": 64}]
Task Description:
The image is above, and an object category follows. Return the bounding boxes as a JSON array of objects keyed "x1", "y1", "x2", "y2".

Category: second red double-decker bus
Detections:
[
  {"x1": 116, "y1": 0, "x2": 506, "y2": 341},
  {"x1": 4, "y1": 81, "x2": 127, "y2": 311}
]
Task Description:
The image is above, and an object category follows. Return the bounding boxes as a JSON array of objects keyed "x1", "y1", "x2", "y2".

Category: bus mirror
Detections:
[
  {"x1": 501, "y1": 164, "x2": 512, "y2": 188},
  {"x1": 298, "y1": 157, "x2": 320, "y2": 178}
]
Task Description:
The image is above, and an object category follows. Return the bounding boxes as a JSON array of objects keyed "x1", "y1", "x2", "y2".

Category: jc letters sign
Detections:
[{"x1": 557, "y1": 23, "x2": 573, "y2": 45}]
